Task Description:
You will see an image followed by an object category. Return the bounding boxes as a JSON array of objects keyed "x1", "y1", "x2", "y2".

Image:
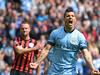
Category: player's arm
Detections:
[
  {"x1": 15, "y1": 42, "x2": 41, "y2": 54},
  {"x1": 81, "y1": 48, "x2": 99, "y2": 74},
  {"x1": 30, "y1": 30, "x2": 55, "y2": 69},
  {"x1": 30, "y1": 43, "x2": 52, "y2": 69},
  {"x1": 36, "y1": 43, "x2": 52, "y2": 64},
  {"x1": 81, "y1": 48, "x2": 95, "y2": 70}
]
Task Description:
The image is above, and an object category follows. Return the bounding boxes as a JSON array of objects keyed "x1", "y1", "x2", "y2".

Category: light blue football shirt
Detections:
[{"x1": 47, "y1": 26, "x2": 87, "y2": 75}]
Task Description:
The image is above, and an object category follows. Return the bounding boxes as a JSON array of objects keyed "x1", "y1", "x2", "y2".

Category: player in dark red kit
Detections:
[{"x1": 10, "y1": 21, "x2": 41, "y2": 75}]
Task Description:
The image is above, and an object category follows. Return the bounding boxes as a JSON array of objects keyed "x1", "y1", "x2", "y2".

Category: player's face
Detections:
[
  {"x1": 20, "y1": 23, "x2": 31, "y2": 36},
  {"x1": 64, "y1": 12, "x2": 76, "y2": 31}
]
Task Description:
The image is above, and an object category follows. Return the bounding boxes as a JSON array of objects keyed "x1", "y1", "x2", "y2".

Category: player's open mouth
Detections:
[{"x1": 69, "y1": 20, "x2": 73, "y2": 23}]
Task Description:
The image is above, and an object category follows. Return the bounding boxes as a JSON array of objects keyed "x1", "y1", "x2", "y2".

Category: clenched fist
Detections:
[{"x1": 30, "y1": 62, "x2": 39, "y2": 69}]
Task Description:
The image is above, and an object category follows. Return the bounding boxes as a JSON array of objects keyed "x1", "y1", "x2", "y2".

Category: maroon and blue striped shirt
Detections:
[{"x1": 12, "y1": 37, "x2": 36, "y2": 74}]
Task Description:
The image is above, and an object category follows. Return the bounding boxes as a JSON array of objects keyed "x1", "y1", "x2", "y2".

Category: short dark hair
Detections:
[
  {"x1": 21, "y1": 18, "x2": 30, "y2": 24},
  {"x1": 21, "y1": 19, "x2": 32, "y2": 29},
  {"x1": 64, "y1": 7, "x2": 74, "y2": 17}
]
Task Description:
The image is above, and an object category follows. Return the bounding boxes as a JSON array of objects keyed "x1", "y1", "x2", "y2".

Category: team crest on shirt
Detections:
[{"x1": 29, "y1": 43, "x2": 34, "y2": 48}]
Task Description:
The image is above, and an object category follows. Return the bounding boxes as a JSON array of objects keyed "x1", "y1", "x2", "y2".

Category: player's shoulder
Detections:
[
  {"x1": 30, "y1": 38, "x2": 36, "y2": 42},
  {"x1": 14, "y1": 37, "x2": 21, "y2": 41},
  {"x1": 52, "y1": 26, "x2": 63, "y2": 33},
  {"x1": 74, "y1": 29, "x2": 83, "y2": 35},
  {"x1": 74, "y1": 29, "x2": 85, "y2": 38}
]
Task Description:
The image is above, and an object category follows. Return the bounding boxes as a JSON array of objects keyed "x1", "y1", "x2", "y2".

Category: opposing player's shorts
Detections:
[{"x1": 10, "y1": 69, "x2": 33, "y2": 75}]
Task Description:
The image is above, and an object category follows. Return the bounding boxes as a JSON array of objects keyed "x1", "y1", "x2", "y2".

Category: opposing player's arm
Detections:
[{"x1": 14, "y1": 42, "x2": 41, "y2": 54}]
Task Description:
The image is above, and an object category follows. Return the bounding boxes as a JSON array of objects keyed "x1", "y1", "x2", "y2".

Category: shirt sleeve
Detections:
[
  {"x1": 47, "y1": 30, "x2": 56, "y2": 46},
  {"x1": 79, "y1": 33, "x2": 88, "y2": 50}
]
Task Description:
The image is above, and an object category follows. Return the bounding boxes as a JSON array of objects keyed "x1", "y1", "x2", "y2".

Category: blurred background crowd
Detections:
[{"x1": 0, "y1": 0, "x2": 100, "y2": 75}]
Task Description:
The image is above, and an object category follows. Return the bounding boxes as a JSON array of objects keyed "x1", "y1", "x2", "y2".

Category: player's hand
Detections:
[
  {"x1": 17, "y1": 46, "x2": 23, "y2": 49},
  {"x1": 91, "y1": 69, "x2": 100, "y2": 75},
  {"x1": 16, "y1": 45, "x2": 23, "y2": 54},
  {"x1": 30, "y1": 62, "x2": 39, "y2": 69}
]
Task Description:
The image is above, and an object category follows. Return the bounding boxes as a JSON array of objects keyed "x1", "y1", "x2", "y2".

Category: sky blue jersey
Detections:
[{"x1": 47, "y1": 26, "x2": 87, "y2": 75}]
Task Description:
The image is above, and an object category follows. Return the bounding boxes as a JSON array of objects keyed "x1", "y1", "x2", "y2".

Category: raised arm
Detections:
[{"x1": 30, "y1": 44, "x2": 52, "y2": 69}]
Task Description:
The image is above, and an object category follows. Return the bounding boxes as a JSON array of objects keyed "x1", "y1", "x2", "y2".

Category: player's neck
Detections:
[
  {"x1": 21, "y1": 35, "x2": 30, "y2": 41},
  {"x1": 64, "y1": 27, "x2": 74, "y2": 33}
]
